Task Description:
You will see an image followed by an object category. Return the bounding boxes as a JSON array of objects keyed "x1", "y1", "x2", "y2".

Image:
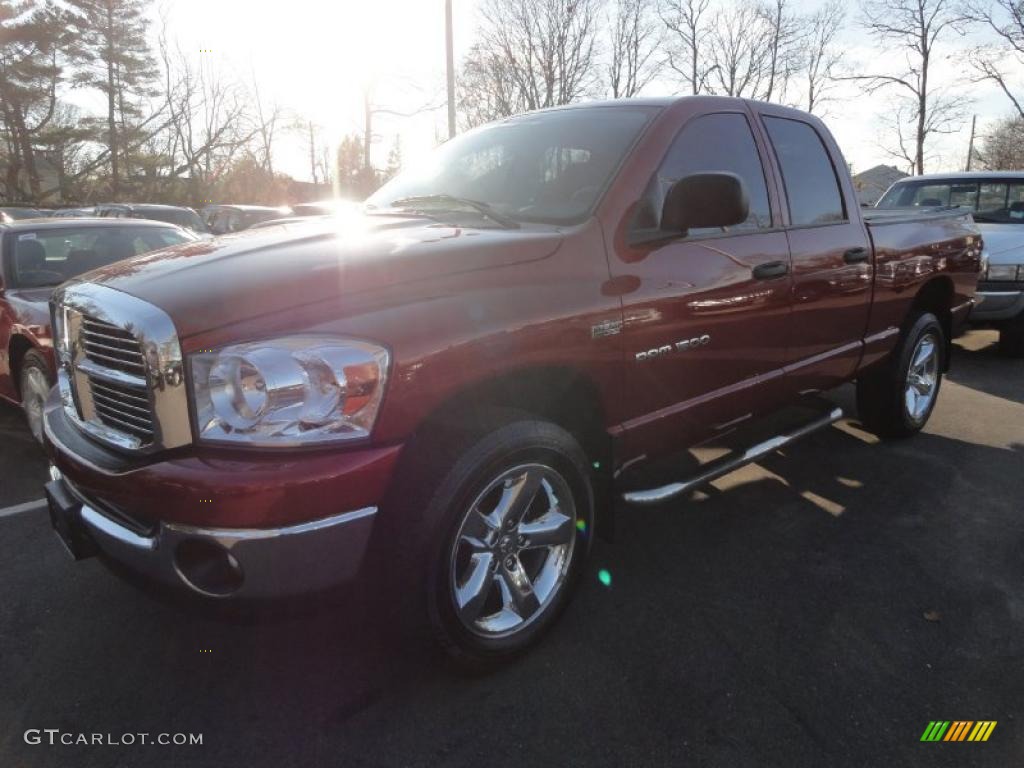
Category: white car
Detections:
[{"x1": 877, "y1": 172, "x2": 1024, "y2": 356}]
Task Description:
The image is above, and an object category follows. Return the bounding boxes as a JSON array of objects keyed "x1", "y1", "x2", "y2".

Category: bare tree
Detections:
[
  {"x1": 658, "y1": 0, "x2": 712, "y2": 94},
  {"x1": 798, "y1": 0, "x2": 845, "y2": 114},
  {"x1": 250, "y1": 69, "x2": 284, "y2": 177},
  {"x1": 975, "y1": 115, "x2": 1024, "y2": 169},
  {"x1": 156, "y1": 28, "x2": 256, "y2": 195},
  {"x1": 608, "y1": 0, "x2": 663, "y2": 98},
  {"x1": 849, "y1": 0, "x2": 968, "y2": 174},
  {"x1": 705, "y1": 2, "x2": 773, "y2": 98},
  {"x1": 962, "y1": 0, "x2": 1024, "y2": 120},
  {"x1": 459, "y1": 42, "x2": 525, "y2": 127},
  {"x1": 759, "y1": 0, "x2": 803, "y2": 102},
  {"x1": 460, "y1": 0, "x2": 602, "y2": 126}
]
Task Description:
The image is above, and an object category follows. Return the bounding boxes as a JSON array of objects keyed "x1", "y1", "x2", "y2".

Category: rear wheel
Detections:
[
  {"x1": 856, "y1": 312, "x2": 944, "y2": 438},
  {"x1": 19, "y1": 350, "x2": 52, "y2": 444},
  {"x1": 998, "y1": 312, "x2": 1024, "y2": 358}
]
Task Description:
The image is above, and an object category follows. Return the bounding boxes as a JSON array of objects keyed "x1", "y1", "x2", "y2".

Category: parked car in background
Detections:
[
  {"x1": 52, "y1": 207, "x2": 97, "y2": 218},
  {"x1": 205, "y1": 205, "x2": 291, "y2": 235},
  {"x1": 94, "y1": 203, "x2": 210, "y2": 236},
  {"x1": 0, "y1": 206, "x2": 44, "y2": 223},
  {"x1": 0, "y1": 218, "x2": 197, "y2": 442},
  {"x1": 41, "y1": 97, "x2": 981, "y2": 667},
  {"x1": 877, "y1": 172, "x2": 1024, "y2": 356},
  {"x1": 289, "y1": 200, "x2": 358, "y2": 217},
  {"x1": 248, "y1": 215, "x2": 331, "y2": 230}
]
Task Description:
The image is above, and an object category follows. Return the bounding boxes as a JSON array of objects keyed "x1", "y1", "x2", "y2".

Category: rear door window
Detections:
[{"x1": 764, "y1": 117, "x2": 846, "y2": 226}]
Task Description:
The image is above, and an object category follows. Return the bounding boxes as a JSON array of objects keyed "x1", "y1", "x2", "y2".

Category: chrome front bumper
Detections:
[
  {"x1": 971, "y1": 289, "x2": 1024, "y2": 322},
  {"x1": 51, "y1": 469, "x2": 377, "y2": 599}
]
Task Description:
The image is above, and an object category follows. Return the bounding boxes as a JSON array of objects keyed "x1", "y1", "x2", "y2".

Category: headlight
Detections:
[
  {"x1": 190, "y1": 336, "x2": 389, "y2": 446},
  {"x1": 986, "y1": 264, "x2": 1021, "y2": 281}
]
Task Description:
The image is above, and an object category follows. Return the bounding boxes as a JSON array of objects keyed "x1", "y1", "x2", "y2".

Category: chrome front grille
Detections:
[
  {"x1": 52, "y1": 282, "x2": 192, "y2": 454},
  {"x1": 81, "y1": 317, "x2": 147, "y2": 376},
  {"x1": 87, "y1": 372, "x2": 155, "y2": 442}
]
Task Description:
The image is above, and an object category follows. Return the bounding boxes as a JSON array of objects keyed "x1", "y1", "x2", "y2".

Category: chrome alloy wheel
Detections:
[
  {"x1": 905, "y1": 331, "x2": 939, "y2": 424},
  {"x1": 450, "y1": 463, "x2": 577, "y2": 638},
  {"x1": 22, "y1": 366, "x2": 50, "y2": 443}
]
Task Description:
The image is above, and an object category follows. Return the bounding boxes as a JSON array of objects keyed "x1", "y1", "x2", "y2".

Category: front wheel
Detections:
[
  {"x1": 20, "y1": 350, "x2": 53, "y2": 445},
  {"x1": 410, "y1": 418, "x2": 594, "y2": 668},
  {"x1": 856, "y1": 312, "x2": 945, "y2": 438}
]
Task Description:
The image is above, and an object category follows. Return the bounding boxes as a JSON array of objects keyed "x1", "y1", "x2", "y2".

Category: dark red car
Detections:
[
  {"x1": 0, "y1": 218, "x2": 195, "y2": 441},
  {"x1": 42, "y1": 98, "x2": 981, "y2": 666}
]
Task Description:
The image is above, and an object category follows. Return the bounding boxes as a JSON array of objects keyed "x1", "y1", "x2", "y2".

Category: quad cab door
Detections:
[
  {"x1": 755, "y1": 106, "x2": 874, "y2": 392},
  {"x1": 606, "y1": 106, "x2": 795, "y2": 462}
]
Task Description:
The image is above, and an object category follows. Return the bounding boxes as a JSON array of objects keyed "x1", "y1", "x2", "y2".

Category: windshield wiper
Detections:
[
  {"x1": 388, "y1": 194, "x2": 520, "y2": 228},
  {"x1": 970, "y1": 214, "x2": 1007, "y2": 223}
]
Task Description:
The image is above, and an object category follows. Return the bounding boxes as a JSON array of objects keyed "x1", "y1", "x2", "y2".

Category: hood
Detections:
[
  {"x1": 79, "y1": 214, "x2": 564, "y2": 337},
  {"x1": 977, "y1": 223, "x2": 1024, "y2": 263},
  {"x1": 4, "y1": 286, "x2": 54, "y2": 340},
  {"x1": 7, "y1": 286, "x2": 54, "y2": 307}
]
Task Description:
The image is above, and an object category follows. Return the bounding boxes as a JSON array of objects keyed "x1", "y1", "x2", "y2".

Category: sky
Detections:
[{"x1": 149, "y1": 0, "x2": 1016, "y2": 181}]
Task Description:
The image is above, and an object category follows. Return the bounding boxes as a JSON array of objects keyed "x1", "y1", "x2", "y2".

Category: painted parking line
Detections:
[{"x1": 0, "y1": 498, "x2": 47, "y2": 519}]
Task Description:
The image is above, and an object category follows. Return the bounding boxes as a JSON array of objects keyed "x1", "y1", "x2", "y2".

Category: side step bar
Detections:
[{"x1": 622, "y1": 407, "x2": 844, "y2": 506}]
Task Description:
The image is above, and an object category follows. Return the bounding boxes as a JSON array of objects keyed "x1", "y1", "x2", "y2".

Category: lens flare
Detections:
[{"x1": 598, "y1": 569, "x2": 611, "y2": 587}]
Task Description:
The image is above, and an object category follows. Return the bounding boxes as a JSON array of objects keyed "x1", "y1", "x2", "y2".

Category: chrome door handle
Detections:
[{"x1": 752, "y1": 261, "x2": 789, "y2": 280}]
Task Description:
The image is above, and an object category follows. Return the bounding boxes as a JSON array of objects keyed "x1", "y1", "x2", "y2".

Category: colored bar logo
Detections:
[{"x1": 920, "y1": 721, "x2": 997, "y2": 742}]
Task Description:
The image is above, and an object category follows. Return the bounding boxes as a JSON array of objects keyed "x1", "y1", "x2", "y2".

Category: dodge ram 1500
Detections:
[{"x1": 42, "y1": 97, "x2": 981, "y2": 666}]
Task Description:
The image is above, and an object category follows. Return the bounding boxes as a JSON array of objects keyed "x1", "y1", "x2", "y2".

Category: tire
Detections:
[
  {"x1": 856, "y1": 312, "x2": 945, "y2": 439},
  {"x1": 19, "y1": 350, "x2": 53, "y2": 445},
  {"x1": 378, "y1": 411, "x2": 594, "y2": 670},
  {"x1": 998, "y1": 312, "x2": 1024, "y2": 358}
]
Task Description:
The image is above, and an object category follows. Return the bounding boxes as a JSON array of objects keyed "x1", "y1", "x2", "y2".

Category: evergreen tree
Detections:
[
  {"x1": 66, "y1": 0, "x2": 157, "y2": 197},
  {"x1": 0, "y1": 0, "x2": 71, "y2": 200}
]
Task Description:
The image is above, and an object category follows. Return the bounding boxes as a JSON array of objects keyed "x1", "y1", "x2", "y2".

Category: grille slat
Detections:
[
  {"x1": 82, "y1": 347, "x2": 147, "y2": 373},
  {"x1": 81, "y1": 317, "x2": 146, "y2": 377},
  {"x1": 75, "y1": 311, "x2": 157, "y2": 446},
  {"x1": 94, "y1": 401, "x2": 153, "y2": 430},
  {"x1": 93, "y1": 405, "x2": 154, "y2": 437},
  {"x1": 90, "y1": 382, "x2": 149, "y2": 409},
  {"x1": 83, "y1": 338, "x2": 142, "y2": 357},
  {"x1": 80, "y1": 326, "x2": 137, "y2": 346},
  {"x1": 90, "y1": 389, "x2": 151, "y2": 417}
]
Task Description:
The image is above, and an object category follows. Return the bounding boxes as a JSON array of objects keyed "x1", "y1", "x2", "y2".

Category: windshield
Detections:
[
  {"x1": 877, "y1": 179, "x2": 1024, "y2": 223},
  {"x1": 10, "y1": 226, "x2": 194, "y2": 288},
  {"x1": 366, "y1": 106, "x2": 658, "y2": 225},
  {"x1": 133, "y1": 208, "x2": 208, "y2": 232}
]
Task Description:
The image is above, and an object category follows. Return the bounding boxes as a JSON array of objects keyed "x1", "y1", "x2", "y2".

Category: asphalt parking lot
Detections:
[{"x1": 1, "y1": 329, "x2": 1021, "y2": 768}]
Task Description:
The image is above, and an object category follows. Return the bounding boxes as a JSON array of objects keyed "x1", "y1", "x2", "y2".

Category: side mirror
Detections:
[{"x1": 661, "y1": 172, "x2": 749, "y2": 234}]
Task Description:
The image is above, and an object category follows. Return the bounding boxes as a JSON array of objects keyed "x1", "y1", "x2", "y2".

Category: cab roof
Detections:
[
  {"x1": 0, "y1": 217, "x2": 182, "y2": 233},
  {"x1": 890, "y1": 171, "x2": 1024, "y2": 182}
]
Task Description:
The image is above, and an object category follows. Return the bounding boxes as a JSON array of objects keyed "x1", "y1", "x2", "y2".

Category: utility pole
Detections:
[
  {"x1": 445, "y1": 0, "x2": 456, "y2": 139},
  {"x1": 965, "y1": 114, "x2": 977, "y2": 172}
]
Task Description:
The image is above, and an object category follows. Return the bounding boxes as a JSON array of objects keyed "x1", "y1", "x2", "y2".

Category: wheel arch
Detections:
[
  {"x1": 910, "y1": 276, "x2": 955, "y2": 371},
  {"x1": 411, "y1": 364, "x2": 616, "y2": 539},
  {"x1": 416, "y1": 365, "x2": 613, "y2": 471}
]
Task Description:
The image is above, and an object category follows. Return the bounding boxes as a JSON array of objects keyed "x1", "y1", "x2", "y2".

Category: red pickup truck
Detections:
[
  {"x1": 0, "y1": 219, "x2": 196, "y2": 441},
  {"x1": 42, "y1": 97, "x2": 981, "y2": 666}
]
